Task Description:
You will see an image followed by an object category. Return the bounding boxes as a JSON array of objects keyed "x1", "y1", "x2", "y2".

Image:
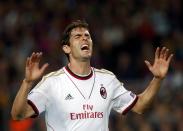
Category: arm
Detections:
[
  {"x1": 11, "y1": 52, "x2": 49, "y2": 120},
  {"x1": 132, "y1": 47, "x2": 173, "y2": 114}
]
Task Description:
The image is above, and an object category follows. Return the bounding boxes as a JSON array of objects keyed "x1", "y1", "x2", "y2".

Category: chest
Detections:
[{"x1": 50, "y1": 77, "x2": 112, "y2": 115}]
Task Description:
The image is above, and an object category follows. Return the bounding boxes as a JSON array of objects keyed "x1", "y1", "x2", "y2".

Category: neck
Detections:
[{"x1": 68, "y1": 60, "x2": 91, "y2": 75}]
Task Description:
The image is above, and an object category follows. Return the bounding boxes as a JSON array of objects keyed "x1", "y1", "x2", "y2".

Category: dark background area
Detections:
[{"x1": 0, "y1": 0, "x2": 182, "y2": 131}]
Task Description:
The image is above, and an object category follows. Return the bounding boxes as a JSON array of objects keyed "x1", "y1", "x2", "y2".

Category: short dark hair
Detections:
[{"x1": 61, "y1": 20, "x2": 89, "y2": 46}]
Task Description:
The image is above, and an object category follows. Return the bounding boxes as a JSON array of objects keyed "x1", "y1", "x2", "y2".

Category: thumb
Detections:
[
  {"x1": 144, "y1": 60, "x2": 152, "y2": 69},
  {"x1": 40, "y1": 63, "x2": 49, "y2": 73}
]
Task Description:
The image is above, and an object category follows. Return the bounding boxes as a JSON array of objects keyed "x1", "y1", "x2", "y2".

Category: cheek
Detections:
[
  {"x1": 70, "y1": 44, "x2": 80, "y2": 54},
  {"x1": 89, "y1": 39, "x2": 93, "y2": 45},
  {"x1": 90, "y1": 41, "x2": 93, "y2": 49}
]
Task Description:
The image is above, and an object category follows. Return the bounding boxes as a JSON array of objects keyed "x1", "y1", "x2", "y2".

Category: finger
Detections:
[
  {"x1": 26, "y1": 57, "x2": 30, "y2": 67},
  {"x1": 144, "y1": 60, "x2": 152, "y2": 69},
  {"x1": 33, "y1": 52, "x2": 43, "y2": 67},
  {"x1": 40, "y1": 63, "x2": 49, "y2": 73},
  {"x1": 29, "y1": 53, "x2": 35, "y2": 65},
  {"x1": 36, "y1": 52, "x2": 43, "y2": 63},
  {"x1": 30, "y1": 52, "x2": 36, "y2": 62},
  {"x1": 164, "y1": 48, "x2": 169, "y2": 60},
  {"x1": 160, "y1": 47, "x2": 166, "y2": 59},
  {"x1": 155, "y1": 47, "x2": 160, "y2": 59},
  {"x1": 32, "y1": 52, "x2": 41, "y2": 63},
  {"x1": 33, "y1": 52, "x2": 39, "y2": 62},
  {"x1": 167, "y1": 54, "x2": 173, "y2": 64}
]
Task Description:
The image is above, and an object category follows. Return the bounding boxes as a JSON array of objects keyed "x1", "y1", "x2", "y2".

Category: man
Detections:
[{"x1": 11, "y1": 20, "x2": 173, "y2": 131}]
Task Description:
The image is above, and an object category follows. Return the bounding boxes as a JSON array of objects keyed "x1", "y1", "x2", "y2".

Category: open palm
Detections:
[
  {"x1": 145, "y1": 47, "x2": 173, "y2": 79},
  {"x1": 25, "y1": 52, "x2": 49, "y2": 82}
]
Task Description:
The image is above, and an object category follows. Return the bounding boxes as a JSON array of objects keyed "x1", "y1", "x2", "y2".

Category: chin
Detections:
[
  {"x1": 81, "y1": 55, "x2": 92, "y2": 61},
  {"x1": 83, "y1": 52, "x2": 92, "y2": 57}
]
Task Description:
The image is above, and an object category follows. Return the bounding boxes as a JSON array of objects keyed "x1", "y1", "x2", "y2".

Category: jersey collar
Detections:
[{"x1": 65, "y1": 65, "x2": 93, "y2": 80}]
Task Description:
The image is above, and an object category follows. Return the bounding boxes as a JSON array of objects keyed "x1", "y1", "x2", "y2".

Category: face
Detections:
[{"x1": 63, "y1": 27, "x2": 93, "y2": 62}]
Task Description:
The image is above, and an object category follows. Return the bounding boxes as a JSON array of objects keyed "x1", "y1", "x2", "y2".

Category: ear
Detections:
[{"x1": 62, "y1": 45, "x2": 71, "y2": 54}]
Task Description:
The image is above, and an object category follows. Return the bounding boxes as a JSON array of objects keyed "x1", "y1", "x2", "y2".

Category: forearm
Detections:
[
  {"x1": 133, "y1": 77, "x2": 163, "y2": 114},
  {"x1": 11, "y1": 79, "x2": 34, "y2": 120}
]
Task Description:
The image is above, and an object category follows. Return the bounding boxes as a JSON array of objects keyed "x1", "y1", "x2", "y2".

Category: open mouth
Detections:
[{"x1": 81, "y1": 45, "x2": 89, "y2": 51}]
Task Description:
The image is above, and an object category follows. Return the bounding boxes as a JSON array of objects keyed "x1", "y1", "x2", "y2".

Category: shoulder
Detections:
[
  {"x1": 44, "y1": 68, "x2": 65, "y2": 78},
  {"x1": 35, "y1": 68, "x2": 65, "y2": 89},
  {"x1": 41, "y1": 68, "x2": 65, "y2": 82},
  {"x1": 93, "y1": 68, "x2": 124, "y2": 84},
  {"x1": 94, "y1": 68, "x2": 114, "y2": 76}
]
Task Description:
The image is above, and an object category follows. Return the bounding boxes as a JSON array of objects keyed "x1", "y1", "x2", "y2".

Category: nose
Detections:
[{"x1": 82, "y1": 35, "x2": 88, "y2": 41}]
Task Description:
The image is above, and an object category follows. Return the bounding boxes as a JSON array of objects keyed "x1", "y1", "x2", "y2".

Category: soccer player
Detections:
[{"x1": 11, "y1": 20, "x2": 173, "y2": 131}]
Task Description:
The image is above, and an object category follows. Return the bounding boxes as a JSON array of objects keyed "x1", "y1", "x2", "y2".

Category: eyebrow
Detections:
[{"x1": 72, "y1": 32, "x2": 90, "y2": 37}]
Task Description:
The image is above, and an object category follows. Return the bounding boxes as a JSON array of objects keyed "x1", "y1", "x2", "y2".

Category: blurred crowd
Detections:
[{"x1": 0, "y1": 0, "x2": 182, "y2": 131}]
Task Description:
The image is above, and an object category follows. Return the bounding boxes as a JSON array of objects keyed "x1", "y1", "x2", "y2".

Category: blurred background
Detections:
[{"x1": 0, "y1": 0, "x2": 183, "y2": 131}]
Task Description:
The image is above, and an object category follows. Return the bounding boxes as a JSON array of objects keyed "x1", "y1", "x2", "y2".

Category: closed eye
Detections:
[
  {"x1": 74, "y1": 34, "x2": 82, "y2": 39},
  {"x1": 72, "y1": 33, "x2": 91, "y2": 39},
  {"x1": 85, "y1": 33, "x2": 91, "y2": 38}
]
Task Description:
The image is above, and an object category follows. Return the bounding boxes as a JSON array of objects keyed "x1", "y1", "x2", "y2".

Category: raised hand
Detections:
[
  {"x1": 145, "y1": 47, "x2": 173, "y2": 79},
  {"x1": 25, "y1": 52, "x2": 49, "y2": 83}
]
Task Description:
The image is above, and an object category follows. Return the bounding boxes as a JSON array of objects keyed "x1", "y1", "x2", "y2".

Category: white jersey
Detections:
[{"x1": 27, "y1": 66, "x2": 138, "y2": 131}]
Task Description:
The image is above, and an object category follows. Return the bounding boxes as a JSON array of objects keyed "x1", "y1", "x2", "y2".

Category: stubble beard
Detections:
[{"x1": 80, "y1": 54, "x2": 92, "y2": 62}]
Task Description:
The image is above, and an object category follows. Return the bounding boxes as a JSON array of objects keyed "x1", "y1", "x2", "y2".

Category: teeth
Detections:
[
  {"x1": 81, "y1": 44, "x2": 89, "y2": 50},
  {"x1": 81, "y1": 44, "x2": 88, "y2": 48}
]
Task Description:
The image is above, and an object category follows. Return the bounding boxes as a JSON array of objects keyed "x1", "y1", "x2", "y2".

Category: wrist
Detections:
[
  {"x1": 153, "y1": 76, "x2": 164, "y2": 81},
  {"x1": 23, "y1": 78, "x2": 34, "y2": 85}
]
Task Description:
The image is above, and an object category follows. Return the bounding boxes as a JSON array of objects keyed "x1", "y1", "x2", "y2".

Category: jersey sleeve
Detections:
[
  {"x1": 27, "y1": 76, "x2": 51, "y2": 117},
  {"x1": 111, "y1": 77, "x2": 138, "y2": 115}
]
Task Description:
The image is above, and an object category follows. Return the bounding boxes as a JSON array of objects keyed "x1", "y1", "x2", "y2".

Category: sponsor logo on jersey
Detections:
[
  {"x1": 70, "y1": 104, "x2": 104, "y2": 120},
  {"x1": 70, "y1": 111, "x2": 103, "y2": 120},
  {"x1": 100, "y1": 84, "x2": 107, "y2": 99},
  {"x1": 65, "y1": 94, "x2": 74, "y2": 100}
]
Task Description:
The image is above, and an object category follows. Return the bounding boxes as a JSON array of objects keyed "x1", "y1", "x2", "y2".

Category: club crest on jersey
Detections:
[{"x1": 100, "y1": 84, "x2": 107, "y2": 99}]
